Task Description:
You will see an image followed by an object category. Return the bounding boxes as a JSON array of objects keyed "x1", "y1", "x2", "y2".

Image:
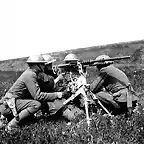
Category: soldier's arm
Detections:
[
  {"x1": 25, "y1": 73, "x2": 62, "y2": 101},
  {"x1": 90, "y1": 72, "x2": 107, "y2": 93},
  {"x1": 54, "y1": 77, "x2": 60, "y2": 84},
  {"x1": 54, "y1": 73, "x2": 65, "y2": 84}
]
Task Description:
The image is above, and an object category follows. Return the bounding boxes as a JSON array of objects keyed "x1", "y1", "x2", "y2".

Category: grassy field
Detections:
[{"x1": 0, "y1": 40, "x2": 144, "y2": 143}]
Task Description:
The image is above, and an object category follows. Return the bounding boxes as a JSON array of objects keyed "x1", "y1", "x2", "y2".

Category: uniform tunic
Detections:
[
  {"x1": 3, "y1": 68, "x2": 59, "y2": 102},
  {"x1": 90, "y1": 65, "x2": 138, "y2": 108}
]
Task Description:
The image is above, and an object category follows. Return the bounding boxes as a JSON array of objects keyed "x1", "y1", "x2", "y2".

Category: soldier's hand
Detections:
[
  {"x1": 54, "y1": 73, "x2": 65, "y2": 84},
  {"x1": 62, "y1": 89, "x2": 72, "y2": 99},
  {"x1": 85, "y1": 84, "x2": 90, "y2": 91},
  {"x1": 56, "y1": 92, "x2": 63, "y2": 99},
  {"x1": 57, "y1": 73, "x2": 65, "y2": 81}
]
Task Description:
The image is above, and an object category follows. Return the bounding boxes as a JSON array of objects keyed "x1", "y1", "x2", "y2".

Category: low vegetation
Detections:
[{"x1": 0, "y1": 40, "x2": 144, "y2": 143}]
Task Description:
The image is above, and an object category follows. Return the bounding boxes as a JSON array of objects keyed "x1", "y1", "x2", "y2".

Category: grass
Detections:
[
  {"x1": 0, "y1": 66, "x2": 144, "y2": 144},
  {"x1": 1, "y1": 108, "x2": 144, "y2": 144},
  {"x1": 1, "y1": 41, "x2": 144, "y2": 143}
]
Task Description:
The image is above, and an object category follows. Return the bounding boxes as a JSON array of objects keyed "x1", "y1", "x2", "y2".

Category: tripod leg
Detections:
[
  {"x1": 82, "y1": 90, "x2": 91, "y2": 127},
  {"x1": 97, "y1": 100, "x2": 112, "y2": 116},
  {"x1": 89, "y1": 91, "x2": 112, "y2": 116},
  {"x1": 63, "y1": 86, "x2": 82, "y2": 105}
]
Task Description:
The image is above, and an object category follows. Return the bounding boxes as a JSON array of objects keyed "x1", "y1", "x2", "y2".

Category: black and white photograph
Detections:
[{"x1": 0, "y1": 0, "x2": 144, "y2": 143}]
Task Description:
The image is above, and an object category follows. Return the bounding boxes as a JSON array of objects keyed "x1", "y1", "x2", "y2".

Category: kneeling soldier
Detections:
[
  {"x1": 59, "y1": 53, "x2": 85, "y2": 120},
  {"x1": 90, "y1": 54, "x2": 138, "y2": 116},
  {"x1": 0, "y1": 54, "x2": 64, "y2": 132}
]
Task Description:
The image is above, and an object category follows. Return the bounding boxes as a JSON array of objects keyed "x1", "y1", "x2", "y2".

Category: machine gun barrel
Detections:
[
  {"x1": 99, "y1": 55, "x2": 131, "y2": 62},
  {"x1": 57, "y1": 56, "x2": 131, "y2": 68},
  {"x1": 81, "y1": 55, "x2": 131, "y2": 66}
]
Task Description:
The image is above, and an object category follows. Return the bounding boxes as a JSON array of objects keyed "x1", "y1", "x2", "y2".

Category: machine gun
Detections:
[
  {"x1": 56, "y1": 56, "x2": 131, "y2": 127},
  {"x1": 58, "y1": 55, "x2": 131, "y2": 69}
]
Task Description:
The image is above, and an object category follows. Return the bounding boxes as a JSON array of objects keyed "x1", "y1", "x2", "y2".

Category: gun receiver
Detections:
[{"x1": 58, "y1": 63, "x2": 77, "y2": 68}]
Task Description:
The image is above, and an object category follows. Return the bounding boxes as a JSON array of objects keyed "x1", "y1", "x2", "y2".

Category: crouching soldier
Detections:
[
  {"x1": 58, "y1": 53, "x2": 85, "y2": 120},
  {"x1": 36, "y1": 54, "x2": 84, "y2": 121},
  {"x1": 37, "y1": 54, "x2": 67, "y2": 116},
  {"x1": 90, "y1": 54, "x2": 138, "y2": 116},
  {"x1": 0, "y1": 54, "x2": 64, "y2": 132}
]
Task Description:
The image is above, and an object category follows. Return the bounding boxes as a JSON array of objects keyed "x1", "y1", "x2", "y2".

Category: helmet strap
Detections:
[{"x1": 37, "y1": 63, "x2": 44, "y2": 72}]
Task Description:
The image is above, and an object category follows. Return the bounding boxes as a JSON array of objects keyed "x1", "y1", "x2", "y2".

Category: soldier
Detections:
[
  {"x1": 38, "y1": 54, "x2": 61, "y2": 93},
  {"x1": 37, "y1": 54, "x2": 67, "y2": 117},
  {"x1": 0, "y1": 54, "x2": 64, "y2": 132},
  {"x1": 35, "y1": 53, "x2": 82, "y2": 121},
  {"x1": 58, "y1": 53, "x2": 85, "y2": 120},
  {"x1": 90, "y1": 54, "x2": 138, "y2": 116}
]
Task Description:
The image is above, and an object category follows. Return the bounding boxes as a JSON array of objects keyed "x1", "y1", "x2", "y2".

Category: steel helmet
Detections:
[
  {"x1": 42, "y1": 54, "x2": 56, "y2": 65},
  {"x1": 63, "y1": 53, "x2": 79, "y2": 62},
  {"x1": 95, "y1": 55, "x2": 113, "y2": 64},
  {"x1": 26, "y1": 54, "x2": 46, "y2": 63}
]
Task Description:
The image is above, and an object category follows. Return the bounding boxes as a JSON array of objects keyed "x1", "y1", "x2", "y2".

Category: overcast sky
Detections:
[{"x1": 0, "y1": 0, "x2": 144, "y2": 61}]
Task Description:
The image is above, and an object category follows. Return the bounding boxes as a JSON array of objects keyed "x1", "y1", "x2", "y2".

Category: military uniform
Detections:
[
  {"x1": 59, "y1": 69, "x2": 84, "y2": 120},
  {"x1": 90, "y1": 65, "x2": 138, "y2": 115},
  {"x1": 37, "y1": 71, "x2": 84, "y2": 120},
  {"x1": 0, "y1": 68, "x2": 62, "y2": 126},
  {"x1": 37, "y1": 71, "x2": 63, "y2": 115},
  {"x1": 40, "y1": 53, "x2": 85, "y2": 120},
  {"x1": 38, "y1": 72, "x2": 55, "y2": 93},
  {"x1": 0, "y1": 54, "x2": 65, "y2": 132}
]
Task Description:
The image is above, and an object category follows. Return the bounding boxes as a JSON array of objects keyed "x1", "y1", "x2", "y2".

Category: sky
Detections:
[{"x1": 0, "y1": 0, "x2": 144, "y2": 61}]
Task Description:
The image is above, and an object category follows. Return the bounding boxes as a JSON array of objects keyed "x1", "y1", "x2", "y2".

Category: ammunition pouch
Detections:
[
  {"x1": 126, "y1": 84, "x2": 138, "y2": 108},
  {"x1": 112, "y1": 86, "x2": 138, "y2": 108},
  {"x1": 3, "y1": 93, "x2": 19, "y2": 121}
]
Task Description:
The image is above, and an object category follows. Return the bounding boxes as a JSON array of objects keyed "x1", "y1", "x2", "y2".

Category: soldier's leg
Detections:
[
  {"x1": 0, "y1": 104, "x2": 13, "y2": 121},
  {"x1": 114, "y1": 101, "x2": 127, "y2": 115},
  {"x1": 115, "y1": 100, "x2": 138, "y2": 116},
  {"x1": 6, "y1": 99, "x2": 41, "y2": 130},
  {"x1": 96, "y1": 91, "x2": 120, "y2": 114},
  {"x1": 0, "y1": 104, "x2": 13, "y2": 128},
  {"x1": 40, "y1": 102, "x2": 49, "y2": 116},
  {"x1": 96, "y1": 91, "x2": 119, "y2": 107}
]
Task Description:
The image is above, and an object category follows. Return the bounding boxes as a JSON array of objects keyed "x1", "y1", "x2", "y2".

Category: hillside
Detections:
[
  {"x1": 0, "y1": 39, "x2": 144, "y2": 71},
  {"x1": 1, "y1": 40, "x2": 144, "y2": 143}
]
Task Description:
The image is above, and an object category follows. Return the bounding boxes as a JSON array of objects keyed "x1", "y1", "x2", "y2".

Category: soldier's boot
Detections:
[
  {"x1": 5, "y1": 109, "x2": 31, "y2": 133},
  {"x1": 0, "y1": 115, "x2": 8, "y2": 129},
  {"x1": 40, "y1": 102, "x2": 50, "y2": 117}
]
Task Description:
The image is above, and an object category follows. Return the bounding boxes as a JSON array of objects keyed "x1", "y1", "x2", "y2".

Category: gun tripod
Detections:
[{"x1": 61, "y1": 71, "x2": 112, "y2": 128}]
